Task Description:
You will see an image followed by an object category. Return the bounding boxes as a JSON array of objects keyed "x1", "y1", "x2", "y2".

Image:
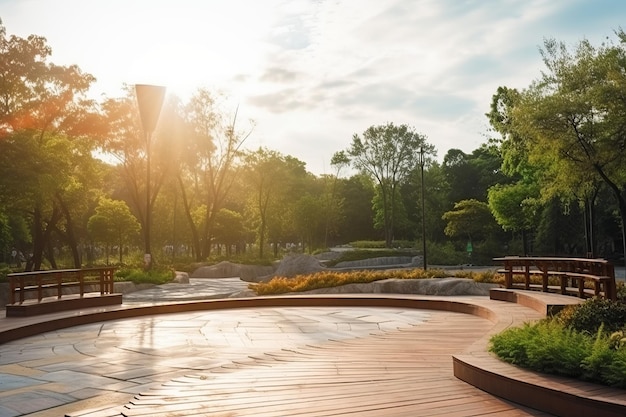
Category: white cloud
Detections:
[{"x1": 3, "y1": 0, "x2": 626, "y2": 173}]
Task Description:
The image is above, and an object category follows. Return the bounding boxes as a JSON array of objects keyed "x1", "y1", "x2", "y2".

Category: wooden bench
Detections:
[
  {"x1": 6, "y1": 267, "x2": 121, "y2": 317},
  {"x1": 494, "y1": 256, "x2": 617, "y2": 301}
]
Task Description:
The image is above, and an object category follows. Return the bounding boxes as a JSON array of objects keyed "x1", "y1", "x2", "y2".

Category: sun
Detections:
[{"x1": 126, "y1": 41, "x2": 224, "y2": 100}]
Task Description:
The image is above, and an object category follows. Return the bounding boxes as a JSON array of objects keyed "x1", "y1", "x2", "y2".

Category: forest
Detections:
[{"x1": 1, "y1": 22, "x2": 626, "y2": 271}]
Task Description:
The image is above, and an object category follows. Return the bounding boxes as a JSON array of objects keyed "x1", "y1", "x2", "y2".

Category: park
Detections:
[{"x1": 1, "y1": 15, "x2": 626, "y2": 417}]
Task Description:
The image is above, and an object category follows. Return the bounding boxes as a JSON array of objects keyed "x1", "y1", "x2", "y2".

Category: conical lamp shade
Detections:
[{"x1": 135, "y1": 84, "x2": 166, "y2": 133}]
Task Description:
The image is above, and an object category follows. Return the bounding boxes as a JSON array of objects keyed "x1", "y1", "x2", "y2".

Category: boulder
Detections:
[
  {"x1": 191, "y1": 261, "x2": 275, "y2": 281},
  {"x1": 298, "y1": 277, "x2": 497, "y2": 296},
  {"x1": 272, "y1": 254, "x2": 326, "y2": 278}
]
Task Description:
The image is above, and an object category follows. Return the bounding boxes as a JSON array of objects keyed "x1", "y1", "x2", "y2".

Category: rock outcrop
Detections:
[{"x1": 191, "y1": 261, "x2": 275, "y2": 281}]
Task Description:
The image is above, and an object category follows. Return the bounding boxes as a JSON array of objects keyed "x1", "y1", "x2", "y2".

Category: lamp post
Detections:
[
  {"x1": 418, "y1": 147, "x2": 427, "y2": 270},
  {"x1": 135, "y1": 84, "x2": 166, "y2": 270}
]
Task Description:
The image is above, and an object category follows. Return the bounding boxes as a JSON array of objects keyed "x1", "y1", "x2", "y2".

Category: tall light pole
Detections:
[
  {"x1": 135, "y1": 84, "x2": 166, "y2": 270},
  {"x1": 418, "y1": 147, "x2": 427, "y2": 270}
]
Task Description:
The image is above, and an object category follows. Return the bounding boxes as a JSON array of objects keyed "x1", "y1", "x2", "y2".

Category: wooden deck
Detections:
[
  {"x1": 66, "y1": 302, "x2": 548, "y2": 417},
  {"x1": 0, "y1": 292, "x2": 624, "y2": 416}
]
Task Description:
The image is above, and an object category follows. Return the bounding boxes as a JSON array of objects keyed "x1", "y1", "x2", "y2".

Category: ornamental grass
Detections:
[{"x1": 252, "y1": 268, "x2": 455, "y2": 295}]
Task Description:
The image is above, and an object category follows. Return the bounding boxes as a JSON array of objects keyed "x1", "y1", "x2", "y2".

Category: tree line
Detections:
[{"x1": 1, "y1": 21, "x2": 625, "y2": 270}]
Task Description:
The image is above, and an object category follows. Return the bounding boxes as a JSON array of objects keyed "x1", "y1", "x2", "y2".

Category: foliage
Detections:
[
  {"x1": 555, "y1": 298, "x2": 626, "y2": 334},
  {"x1": 0, "y1": 265, "x2": 9, "y2": 283},
  {"x1": 490, "y1": 320, "x2": 592, "y2": 377},
  {"x1": 492, "y1": 295, "x2": 626, "y2": 388},
  {"x1": 87, "y1": 197, "x2": 141, "y2": 264},
  {"x1": 324, "y1": 249, "x2": 417, "y2": 267},
  {"x1": 442, "y1": 146, "x2": 506, "y2": 204},
  {"x1": 349, "y1": 241, "x2": 388, "y2": 249},
  {"x1": 454, "y1": 269, "x2": 504, "y2": 284},
  {"x1": 115, "y1": 267, "x2": 174, "y2": 285},
  {"x1": 0, "y1": 211, "x2": 11, "y2": 259},
  {"x1": 501, "y1": 34, "x2": 626, "y2": 260},
  {"x1": 251, "y1": 268, "x2": 449, "y2": 295},
  {"x1": 347, "y1": 123, "x2": 432, "y2": 248},
  {"x1": 425, "y1": 241, "x2": 468, "y2": 265},
  {"x1": 442, "y1": 199, "x2": 498, "y2": 242},
  {"x1": 617, "y1": 282, "x2": 626, "y2": 303}
]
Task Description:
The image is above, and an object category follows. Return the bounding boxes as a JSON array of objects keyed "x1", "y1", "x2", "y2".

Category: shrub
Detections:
[
  {"x1": 115, "y1": 267, "x2": 174, "y2": 285},
  {"x1": 453, "y1": 269, "x2": 504, "y2": 284},
  {"x1": 426, "y1": 241, "x2": 468, "y2": 265},
  {"x1": 251, "y1": 268, "x2": 447, "y2": 295},
  {"x1": 491, "y1": 320, "x2": 592, "y2": 377},
  {"x1": 491, "y1": 319, "x2": 626, "y2": 388},
  {"x1": 349, "y1": 240, "x2": 387, "y2": 249},
  {"x1": 617, "y1": 281, "x2": 626, "y2": 303},
  {"x1": 557, "y1": 297, "x2": 626, "y2": 335},
  {"x1": 0, "y1": 264, "x2": 9, "y2": 283}
]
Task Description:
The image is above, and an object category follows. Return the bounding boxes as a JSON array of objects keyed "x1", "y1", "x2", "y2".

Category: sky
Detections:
[{"x1": 2, "y1": 0, "x2": 626, "y2": 175}]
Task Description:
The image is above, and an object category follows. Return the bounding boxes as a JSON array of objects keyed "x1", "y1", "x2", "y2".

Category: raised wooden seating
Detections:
[
  {"x1": 6, "y1": 267, "x2": 120, "y2": 317},
  {"x1": 494, "y1": 256, "x2": 617, "y2": 301}
]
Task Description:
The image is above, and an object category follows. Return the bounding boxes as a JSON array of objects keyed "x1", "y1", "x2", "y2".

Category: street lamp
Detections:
[
  {"x1": 418, "y1": 147, "x2": 427, "y2": 270},
  {"x1": 135, "y1": 84, "x2": 166, "y2": 270}
]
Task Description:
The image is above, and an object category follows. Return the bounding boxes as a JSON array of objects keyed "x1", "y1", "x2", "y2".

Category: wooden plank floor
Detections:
[{"x1": 70, "y1": 309, "x2": 551, "y2": 417}]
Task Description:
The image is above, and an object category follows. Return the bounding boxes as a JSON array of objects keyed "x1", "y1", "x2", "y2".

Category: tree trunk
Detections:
[
  {"x1": 57, "y1": 196, "x2": 82, "y2": 267},
  {"x1": 593, "y1": 164, "x2": 626, "y2": 266},
  {"x1": 177, "y1": 175, "x2": 202, "y2": 261}
]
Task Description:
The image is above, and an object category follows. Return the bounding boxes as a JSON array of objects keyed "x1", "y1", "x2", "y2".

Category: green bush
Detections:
[
  {"x1": 557, "y1": 298, "x2": 626, "y2": 334},
  {"x1": 115, "y1": 267, "x2": 174, "y2": 285},
  {"x1": 490, "y1": 319, "x2": 626, "y2": 387},
  {"x1": 349, "y1": 241, "x2": 387, "y2": 249},
  {"x1": 426, "y1": 241, "x2": 468, "y2": 265},
  {"x1": 0, "y1": 264, "x2": 9, "y2": 283},
  {"x1": 617, "y1": 282, "x2": 626, "y2": 303}
]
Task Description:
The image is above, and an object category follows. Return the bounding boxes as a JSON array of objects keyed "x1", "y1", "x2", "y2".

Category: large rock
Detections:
[
  {"x1": 272, "y1": 254, "x2": 326, "y2": 278},
  {"x1": 298, "y1": 277, "x2": 497, "y2": 296},
  {"x1": 191, "y1": 261, "x2": 275, "y2": 281}
]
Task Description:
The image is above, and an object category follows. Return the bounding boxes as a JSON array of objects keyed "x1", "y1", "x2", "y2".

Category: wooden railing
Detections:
[
  {"x1": 494, "y1": 256, "x2": 617, "y2": 301},
  {"x1": 7, "y1": 267, "x2": 117, "y2": 305}
]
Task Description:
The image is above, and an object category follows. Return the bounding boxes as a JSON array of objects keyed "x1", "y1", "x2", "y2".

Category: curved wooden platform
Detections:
[{"x1": 0, "y1": 292, "x2": 624, "y2": 417}]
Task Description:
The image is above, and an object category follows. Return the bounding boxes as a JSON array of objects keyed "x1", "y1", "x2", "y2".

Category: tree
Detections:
[
  {"x1": 488, "y1": 183, "x2": 540, "y2": 255},
  {"x1": 509, "y1": 34, "x2": 626, "y2": 263},
  {"x1": 336, "y1": 174, "x2": 376, "y2": 243},
  {"x1": 100, "y1": 89, "x2": 175, "y2": 267},
  {"x1": 0, "y1": 21, "x2": 98, "y2": 270},
  {"x1": 292, "y1": 193, "x2": 325, "y2": 253},
  {"x1": 87, "y1": 197, "x2": 141, "y2": 264},
  {"x1": 212, "y1": 208, "x2": 247, "y2": 256},
  {"x1": 442, "y1": 199, "x2": 498, "y2": 243},
  {"x1": 242, "y1": 148, "x2": 307, "y2": 258},
  {"x1": 174, "y1": 89, "x2": 252, "y2": 260},
  {"x1": 347, "y1": 123, "x2": 431, "y2": 247}
]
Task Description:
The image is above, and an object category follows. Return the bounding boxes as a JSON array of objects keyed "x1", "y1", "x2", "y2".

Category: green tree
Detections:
[
  {"x1": 292, "y1": 193, "x2": 325, "y2": 253},
  {"x1": 0, "y1": 21, "x2": 99, "y2": 270},
  {"x1": 87, "y1": 197, "x2": 141, "y2": 264},
  {"x1": 510, "y1": 34, "x2": 626, "y2": 262},
  {"x1": 442, "y1": 199, "x2": 499, "y2": 244},
  {"x1": 174, "y1": 89, "x2": 252, "y2": 260},
  {"x1": 242, "y1": 148, "x2": 307, "y2": 258},
  {"x1": 488, "y1": 183, "x2": 540, "y2": 255},
  {"x1": 336, "y1": 174, "x2": 376, "y2": 243},
  {"x1": 347, "y1": 123, "x2": 431, "y2": 247},
  {"x1": 212, "y1": 208, "x2": 247, "y2": 256}
]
